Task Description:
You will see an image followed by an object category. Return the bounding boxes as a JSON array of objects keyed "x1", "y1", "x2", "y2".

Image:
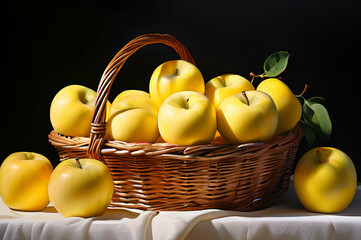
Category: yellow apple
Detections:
[
  {"x1": 158, "y1": 91, "x2": 216, "y2": 145},
  {"x1": 112, "y1": 89, "x2": 150, "y2": 106},
  {"x1": 217, "y1": 90, "x2": 278, "y2": 144},
  {"x1": 48, "y1": 158, "x2": 114, "y2": 218},
  {"x1": 106, "y1": 94, "x2": 159, "y2": 143},
  {"x1": 0, "y1": 152, "x2": 53, "y2": 211},
  {"x1": 50, "y1": 85, "x2": 111, "y2": 137},
  {"x1": 149, "y1": 60, "x2": 205, "y2": 106},
  {"x1": 294, "y1": 147, "x2": 357, "y2": 213},
  {"x1": 205, "y1": 74, "x2": 255, "y2": 108},
  {"x1": 257, "y1": 78, "x2": 302, "y2": 135}
]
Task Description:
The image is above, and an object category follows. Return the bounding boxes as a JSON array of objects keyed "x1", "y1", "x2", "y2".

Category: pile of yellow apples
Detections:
[
  {"x1": 50, "y1": 60, "x2": 302, "y2": 145},
  {"x1": 0, "y1": 54, "x2": 357, "y2": 218}
]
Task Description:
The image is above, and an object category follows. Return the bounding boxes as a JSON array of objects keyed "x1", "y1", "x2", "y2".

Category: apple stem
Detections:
[
  {"x1": 75, "y1": 158, "x2": 82, "y2": 169},
  {"x1": 250, "y1": 72, "x2": 255, "y2": 84},
  {"x1": 241, "y1": 91, "x2": 249, "y2": 106},
  {"x1": 249, "y1": 72, "x2": 265, "y2": 84},
  {"x1": 185, "y1": 98, "x2": 190, "y2": 109}
]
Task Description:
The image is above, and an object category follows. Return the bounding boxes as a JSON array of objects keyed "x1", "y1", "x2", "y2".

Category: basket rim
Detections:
[{"x1": 48, "y1": 124, "x2": 303, "y2": 161}]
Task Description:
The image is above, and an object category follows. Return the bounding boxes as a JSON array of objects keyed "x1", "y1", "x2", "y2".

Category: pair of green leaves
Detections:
[
  {"x1": 299, "y1": 97, "x2": 332, "y2": 147},
  {"x1": 257, "y1": 51, "x2": 332, "y2": 148}
]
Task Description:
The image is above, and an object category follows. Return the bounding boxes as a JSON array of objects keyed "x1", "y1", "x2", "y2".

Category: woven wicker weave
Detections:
[{"x1": 48, "y1": 33, "x2": 303, "y2": 211}]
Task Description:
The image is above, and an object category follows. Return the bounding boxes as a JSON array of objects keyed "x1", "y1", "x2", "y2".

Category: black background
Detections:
[{"x1": 2, "y1": 0, "x2": 361, "y2": 180}]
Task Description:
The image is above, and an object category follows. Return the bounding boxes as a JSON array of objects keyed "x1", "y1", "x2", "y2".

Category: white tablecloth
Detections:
[{"x1": 1, "y1": 180, "x2": 360, "y2": 240}]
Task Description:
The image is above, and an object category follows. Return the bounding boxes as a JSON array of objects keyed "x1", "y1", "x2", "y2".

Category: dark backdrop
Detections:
[{"x1": 2, "y1": 0, "x2": 361, "y2": 180}]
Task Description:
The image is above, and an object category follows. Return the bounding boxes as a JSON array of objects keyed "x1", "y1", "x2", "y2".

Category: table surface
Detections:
[{"x1": 1, "y1": 180, "x2": 360, "y2": 240}]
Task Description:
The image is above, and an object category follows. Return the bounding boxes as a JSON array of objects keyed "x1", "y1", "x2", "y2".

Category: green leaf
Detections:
[
  {"x1": 303, "y1": 98, "x2": 332, "y2": 141},
  {"x1": 307, "y1": 97, "x2": 326, "y2": 106},
  {"x1": 263, "y1": 51, "x2": 290, "y2": 77},
  {"x1": 299, "y1": 121, "x2": 316, "y2": 147}
]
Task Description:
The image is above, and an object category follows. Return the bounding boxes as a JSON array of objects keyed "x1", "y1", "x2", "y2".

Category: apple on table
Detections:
[
  {"x1": 48, "y1": 158, "x2": 114, "y2": 218},
  {"x1": 0, "y1": 152, "x2": 53, "y2": 211},
  {"x1": 294, "y1": 147, "x2": 357, "y2": 213}
]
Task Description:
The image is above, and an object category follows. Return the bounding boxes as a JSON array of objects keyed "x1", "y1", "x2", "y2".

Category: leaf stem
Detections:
[
  {"x1": 255, "y1": 73, "x2": 265, "y2": 78},
  {"x1": 296, "y1": 84, "x2": 309, "y2": 98}
]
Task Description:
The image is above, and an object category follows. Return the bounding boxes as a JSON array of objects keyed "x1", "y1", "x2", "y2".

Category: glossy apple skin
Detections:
[
  {"x1": 0, "y1": 152, "x2": 53, "y2": 211},
  {"x1": 294, "y1": 147, "x2": 357, "y2": 213},
  {"x1": 106, "y1": 94, "x2": 159, "y2": 143},
  {"x1": 257, "y1": 78, "x2": 302, "y2": 135},
  {"x1": 50, "y1": 85, "x2": 111, "y2": 137},
  {"x1": 205, "y1": 74, "x2": 255, "y2": 108},
  {"x1": 48, "y1": 158, "x2": 114, "y2": 218},
  {"x1": 158, "y1": 91, "x2": 216, "y2": 145},
  {"x1": 216, "y1": 90, "x2": 278, "y2": 144},
  {"x1": 149, "y1": 60, "x2": 205, "y2": 107}
]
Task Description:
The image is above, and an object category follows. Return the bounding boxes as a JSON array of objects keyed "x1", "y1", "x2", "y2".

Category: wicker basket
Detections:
[{"x1": 48, "y1": 33, "x2": 303, "y2": 211}]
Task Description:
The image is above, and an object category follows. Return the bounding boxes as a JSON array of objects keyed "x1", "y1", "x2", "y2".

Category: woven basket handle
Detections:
[{"x1": 87, "y1": 33, "x2": 196, "y2": 159}]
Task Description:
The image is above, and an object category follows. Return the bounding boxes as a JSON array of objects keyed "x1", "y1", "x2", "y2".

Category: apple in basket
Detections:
[
  {"x1": 0, "y1": 152, "x2": 53, "y2": 211},
  {"x1": 48, "y1": 158, "x2": 114, "y2": 218},
  {"x1": 217, "y1": 90, "x2": 278, "y2": 144},
  {"x1": 158, "y1": 91, "x2": 217, "y2": 145},
  {"x1": 294, "y1": 147, "x2": 357, "y2": 213},
  {"x1": 205, "y1": 73, "x2": 255, "y2": 108},
  {"x1": 149, "y1": 60, "x2": 205, "y2": 106},
  {"x1": 257, "y1": 78, "x2": 302, "y2": 135},
  {"x1": 106, "y1": 90, "x2": 159, "y2": 143},
  {"x1": 50, "y1": 85, "x2": 111, "y2": 137}
]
